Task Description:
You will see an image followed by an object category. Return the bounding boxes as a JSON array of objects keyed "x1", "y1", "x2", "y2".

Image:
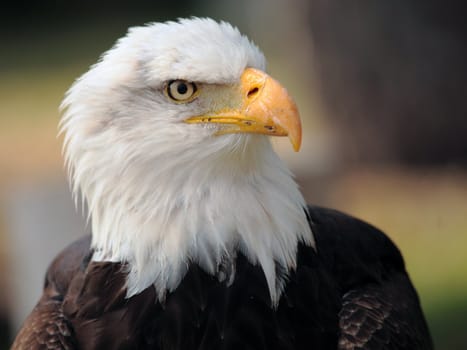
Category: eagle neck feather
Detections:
[{"x1": 81, "y1": 135, "x2": 313, "y2": 306}]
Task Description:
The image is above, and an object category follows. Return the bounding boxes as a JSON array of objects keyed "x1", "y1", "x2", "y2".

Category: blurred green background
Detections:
[{"x1": 1, "y1": 1, "x2": 466, "y2": 349}]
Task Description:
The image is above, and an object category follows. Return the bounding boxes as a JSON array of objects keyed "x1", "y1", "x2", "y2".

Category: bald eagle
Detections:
[{"x1": 12, "y1": 18, "x2": 432, "y2": 349}]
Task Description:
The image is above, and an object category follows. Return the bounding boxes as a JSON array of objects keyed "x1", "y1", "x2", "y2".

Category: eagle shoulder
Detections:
[
  {"x1": 11, "y1": 235, "x2": 92, "y2": 349},
  {"x1": 307, "y1": 205, "x2": 405, "y2": 290},
  {"x1": 306, "y1": 205, "x2": 433, "y2": 349}
]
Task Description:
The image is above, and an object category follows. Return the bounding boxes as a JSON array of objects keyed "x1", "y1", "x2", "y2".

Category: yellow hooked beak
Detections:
[{"x1": 184, "y1": 68, "x2": 302, "y2": 151}]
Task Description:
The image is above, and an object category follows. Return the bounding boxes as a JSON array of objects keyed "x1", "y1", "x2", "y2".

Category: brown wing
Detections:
[
  {"x1": 11, "y1": 294, "x2": 75, "y2": 350},
  {"x1": 338, "y1": 273, "x2": 433, "y2": 350},
  {"x1": 11, "y1": 236, "x2": 92, "y2": 350}
]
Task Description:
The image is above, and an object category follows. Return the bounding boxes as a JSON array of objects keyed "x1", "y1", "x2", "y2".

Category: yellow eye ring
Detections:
[{"x1": 166, "y1": 80, "x2": 198, "y2": 102}]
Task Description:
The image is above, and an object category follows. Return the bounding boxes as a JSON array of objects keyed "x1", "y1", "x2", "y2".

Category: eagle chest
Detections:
[{"x1": 64, "y1": 245, "x2": 340, "y2": 350}]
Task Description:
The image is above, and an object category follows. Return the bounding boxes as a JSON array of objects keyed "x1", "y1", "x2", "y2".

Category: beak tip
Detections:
[
  {"x1": 287, "y1": 114, "x2": 302, "y2": 152},
  {"x1": 291, "y1": 137, "x2": 301, "y2": 152}
]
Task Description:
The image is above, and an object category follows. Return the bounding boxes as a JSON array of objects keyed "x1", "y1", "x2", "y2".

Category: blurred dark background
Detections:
[
  {"x1": 308, "y1": 0, "x2": 467, "y2": 165},
  {"x1": 1, "y1": 1, "x2": 466, "y2": 349}
]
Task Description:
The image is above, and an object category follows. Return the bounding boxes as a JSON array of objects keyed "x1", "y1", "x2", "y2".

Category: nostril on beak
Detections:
[{"x1": 247, "y1": 87, "x2": 259, "y2": 99}]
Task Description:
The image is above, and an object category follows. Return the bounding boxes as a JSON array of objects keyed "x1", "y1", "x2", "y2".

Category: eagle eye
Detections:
[{"x1": 166, "y1": 80, "x2": 197, "y2": 102}]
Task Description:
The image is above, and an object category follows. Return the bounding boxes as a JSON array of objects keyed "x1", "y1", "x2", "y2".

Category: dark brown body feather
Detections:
[{"x1": 11, "y1": 206, "x2": 433, "y2": 349}]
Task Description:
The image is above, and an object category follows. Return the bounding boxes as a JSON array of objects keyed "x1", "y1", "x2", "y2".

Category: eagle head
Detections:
[{"x1": 60, "y1": 18, "x2": 313, "y2": 305}]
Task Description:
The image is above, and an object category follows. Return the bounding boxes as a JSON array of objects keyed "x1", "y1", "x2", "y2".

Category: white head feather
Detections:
[{"x1": 60, "y1": 18, "x2": 313, "y2": 305}]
